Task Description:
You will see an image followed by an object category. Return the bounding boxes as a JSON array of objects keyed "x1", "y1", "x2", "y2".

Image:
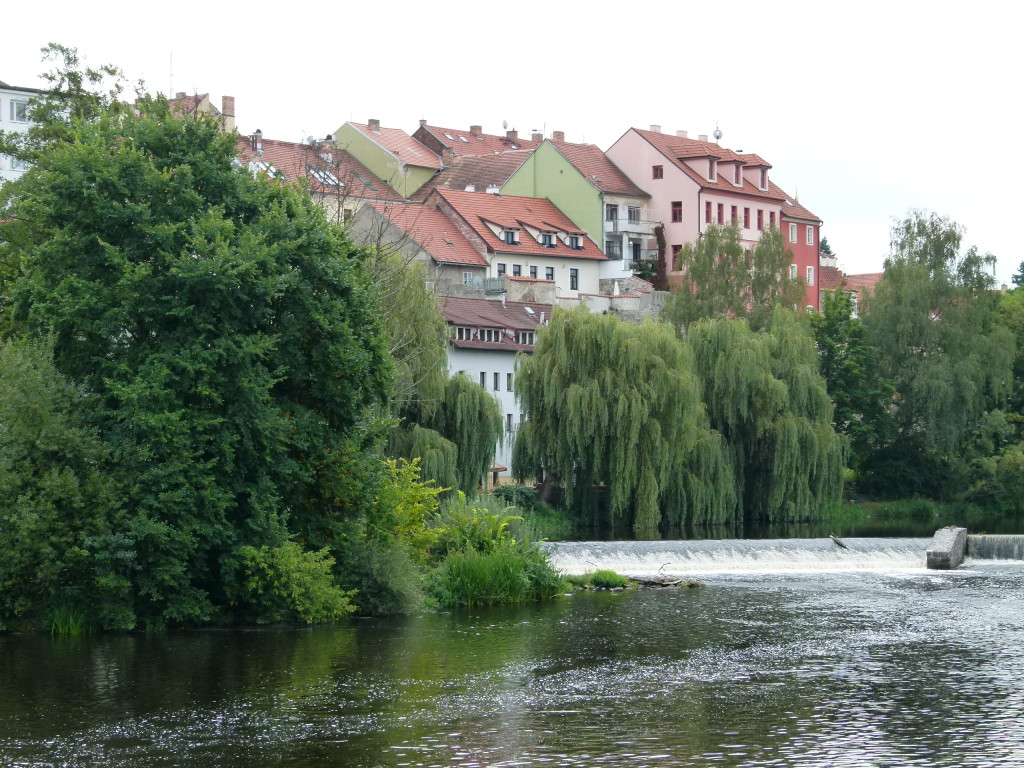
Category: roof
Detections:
[
  {"x1": 780, "y1": 194, "x2": 821, "y2": 224},
  {"x1": 169, "y1": 93, "x2": 219, "y2": 118},
  {"x1": 441, "y1": 296, "x2": 551, "y2": 350},
  {"x1": 434, "y1": 189, "x2": 606, "y2": 261},
  {"x1": 419, "y1": 124, "x2": 541, "y2": 156},
  {"x1": 631, "y1": 128, "x2": 785, "y2": 202},
  {"x1": 367, "y1": 202, "x2": 487, "y2": 267},
  {"x1": 0, "y1": 80, "x2": 39, "y2": 94},
  {"x1": 411, "y1": 151, "x2": 532, "y2": 202},
  {"x1": 844, "y1": 272, "x2": 884, "y2": 296},
  {"x1": 346, "y1": 122, "x2": 441, "y2": 170},
  {"x1": 819, "y1": 265, "x2": 846, "y2": 293},
  {"x1": 550, "y1": 141, "x2": 649, "y2": 198},
  {"x1": 235, "y1": 136, "x2": 401, "y2": 201}
]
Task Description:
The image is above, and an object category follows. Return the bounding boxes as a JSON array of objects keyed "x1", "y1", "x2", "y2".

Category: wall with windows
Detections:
[
  {"x1": 1, "y1": 84, "x2": 37, "y2": 184},
  {"x1": 783, "y1": 215, "x2": 821, "y2": 310},
  {"x1": 490, "y1": 252, "x2": 601, "y2": 298}
]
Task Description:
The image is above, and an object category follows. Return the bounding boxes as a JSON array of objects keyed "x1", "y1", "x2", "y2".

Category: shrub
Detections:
[
  {"x1": 336, "y1": 537, "x2": 426, "y2": 617},
  {"x1": 430, "y1": 492, "x2": 520, "y2": 560},
  {"x1": 430, "y1": 542, "x2": 565, "y2": 608},
  {"x1": 588, "y1": 570, "x2": 631, "y2": 589}
]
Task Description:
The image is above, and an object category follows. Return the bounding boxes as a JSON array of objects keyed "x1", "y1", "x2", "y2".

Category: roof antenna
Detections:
[{"x1": 713, "y1": 124, "x2": 723, "y2": 144}]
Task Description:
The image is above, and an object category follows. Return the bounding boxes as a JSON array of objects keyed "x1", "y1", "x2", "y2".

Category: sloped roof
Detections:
[
  {"x1": 412, "y1": 151, "x2": 532, "y2": 202},
  {"x1": 441, "y1": 296, "x2": 551, "y2": 349},
  {"x1": 780, "y1": 194, "x2": 821, "y2": 224},
  {"x1": 632, "y1": 128, "x2": 785, "y2": 202},
  {"x1": 420, "y1": 124, "x2": 541, "y2": 156},
  {"x1": 550, "y1": 141, "x2": 649, "y2": 198},
  {"x1": 0, "y1": 80, "x2": 39, "y2": 93},
  {"x1": 435, "y1": 189, "x2": 606, "y2": 260},
  {"x1": 368, "y1": 202, "x2": 487, "y2": 267},
  {"x1": 845, "y1": 272, "x2": 884, "y2": 296},
  {"x1": 346, "y1": 121, "x2": 442, "y2": 170},
  {"x1": 819, "y1": 265, "x2": 846, "y2": 293},
  {"x1": 235, "y1": 137, "x2": 402, "y2": 201}
]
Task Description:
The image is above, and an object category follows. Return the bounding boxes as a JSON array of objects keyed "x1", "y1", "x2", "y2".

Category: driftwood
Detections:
[
  {"x1": 830, "y1": 534, "x2": 849, "y2": 549},
  {"x1": 630, "y1": 576, "x2": 704, "y2": 589}
]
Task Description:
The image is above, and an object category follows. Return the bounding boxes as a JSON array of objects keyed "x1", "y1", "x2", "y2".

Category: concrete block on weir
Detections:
[{"x1": 926, "y1": 526, "x2": 967, "y2": 570}]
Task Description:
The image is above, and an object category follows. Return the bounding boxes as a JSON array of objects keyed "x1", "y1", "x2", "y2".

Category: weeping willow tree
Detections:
[
  {"x1": 860, "y1": 211, "x2": 1014, "y2": 498},
  {"x1": 686, "y1": 310, "x2": 846, "y2": 524},
  {"x1": 664, "y1": 224, "x2": 805, "y2": 331},
  {"x1": 513, "y1": 308, "x2": 735, "y2": 536}
]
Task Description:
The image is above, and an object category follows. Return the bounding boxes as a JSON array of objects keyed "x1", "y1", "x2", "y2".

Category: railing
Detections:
[
  {"x1": 461, "y1": 276, "x2": 507, "y2": 293},
  {"x1": 605, "y1": 241, "x2": 623, "y2": 259},
  {"x1": 604, "y1": 217, "x2": 658, "y2": 236}
]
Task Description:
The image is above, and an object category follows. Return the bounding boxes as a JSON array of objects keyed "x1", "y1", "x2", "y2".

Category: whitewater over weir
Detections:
[{"x1": 544, "y1": 537, "x2": 934, "y2": 575}]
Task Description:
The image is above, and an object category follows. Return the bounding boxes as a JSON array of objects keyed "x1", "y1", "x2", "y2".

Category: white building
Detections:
[{"x1": 0, "y1": 80, "x2": 38, "y2": 184}]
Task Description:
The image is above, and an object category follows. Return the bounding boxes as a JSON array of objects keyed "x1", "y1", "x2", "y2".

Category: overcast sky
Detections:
[{"x1": 5, "y1": 1, "x2": 1016, "y2": 285}]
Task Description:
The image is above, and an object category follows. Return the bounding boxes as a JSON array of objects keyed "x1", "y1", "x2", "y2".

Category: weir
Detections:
[
  {"x1": 968, "y1": 534, "x2": 1024, "y2": 561},
  {"x1": 544, "y1": 537, "x2": 932, "y2": 576}
]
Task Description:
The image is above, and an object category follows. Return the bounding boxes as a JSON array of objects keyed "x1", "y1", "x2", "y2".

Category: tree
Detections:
[
  {"x1": 513, "y1": 308, "x2": 735, "y2": 536},
  {"x1": 811, "y1": 288, "x2": 896, "y2": 474},
  {"x1": 663, "y1": 224, "x2": 805, "y2": 331},
  {"x1": 687, "y1": 310, "x2": 846, "y2": 524},
  {"x1": 819, "y1": 236, "x2": 834, "y2": 257},
  {"x1": 0, "y1": 93, "x2": 391, "y2": 626},
  {"x1": 860, "y1": 211, "x2": 1014, "y2": 498}
]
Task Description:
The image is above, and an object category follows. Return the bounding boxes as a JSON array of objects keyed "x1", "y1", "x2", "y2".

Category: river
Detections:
[{"x1": 1, "y1": 543, "x2": 1023, "y2": 766}]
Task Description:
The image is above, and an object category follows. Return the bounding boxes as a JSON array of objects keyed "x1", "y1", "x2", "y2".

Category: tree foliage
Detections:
[
  {"x1": 0, "y1": 92, "x2": 390, "y2": 626},
  {"x1": 513, "y1": 308, "x2": 735, "y2": 535},
  {"x1": 687, "y1": 310, "x2": 846, "y2": 524},
  {"x1": 664, "y1": 224, "x2": 805, "y2": 331},
  {"x1": 861, "y1": 211, "x2": 1013, "y2": 497}
]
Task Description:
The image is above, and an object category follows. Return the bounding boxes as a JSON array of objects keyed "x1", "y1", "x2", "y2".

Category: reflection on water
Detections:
[{"x1": 2, "y1": 563, "x2": 1023, "y2": 766}]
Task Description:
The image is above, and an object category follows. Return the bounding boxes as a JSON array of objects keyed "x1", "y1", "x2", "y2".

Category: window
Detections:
[
  {"x1": 806, "y1": 225, "x2": 815, "y2": 246},
  {"x1": 631, "y1": 241, "x2": 642, "y2": 261},
  {"x1": 731, "y1": 205, "x2": 738, "y2": 224},
  {"x1": 806, "y1": 266, "x2": 815, "y2": 286},
  {"x1": 452, "y1": 325, "x2": 473, "y2": 340},
  {"x1": 503, "y1": 229, "x2": 518, "y2": 245},
  {"x1": 10, "y1": 156, "x2": 31, "y2": 172},
  {"x1": 628, "y1": 206, "x2": 641, "y2": 224},
  {"x1": 570, "y1": 268, "x2": 579, "y2": 291},
  {"x1": 515, "y1": 331, "x2": 535, "y2": 345},
  {"x1": 733, "y1": 165, "x2": 741, "y2": 185},
  {"x1": 309, "y1": 167, "x2": 342, "y2": 186},
  {"x1": 545, "y1": 266, "x2": 554, "y2": 281},
  {"x1": 671, "y1": 201, "x2": 682, "y2": 223},
  {"x1": 10, "y1": 100, "x2": 29, "y2": 123},
  {"x1": 717, "y1": 203, "x2": 724, "y2": 224},
  {"x1": 343, "y1": 208, "x2": 354, "y2": 223},
  {"x1": 463, "y1": 271, "x2": 473, "y2": 286},
  {"x1": 743, "y1": 208, "x2": 750, "y2": 229},
  {"x1": 497, "y1": 263, "x2": 506, "y2": 277},
  {"x1": 541, "y1": 233, "x2": 554, "y2": 247},
  {"x1": 769, "y1": 212, "x2": 776, "y2": 228},
  {"x1": 759, "y1": 169, "x2": 768, "y2": 190},
  {"x1": 494, "y1": 372, "x2": 501, "y2": 391},
  {"x1": 507, "y1": 373, "x2": 514, "y2": 391},
  {"x1": 789, "y1": 223, "x2": 798, "y2": 243},
  {"x1": 789, "y1": 264, "x2": 797, "y2": 281},
  {"x1": 480, "y1": 372, "x2": 486, "y2": 388},
  {"x1": 606, "y1": 204, "x2": 618, "y2": 221},
  {"x1": 652, "y1": 165, "x2": 664, "y2": 179},
  {"x1": 512, "y1": 264, "x2": 522, "y2": 277},
  {"x1": 568, "y1": 235, "x2": 581, "y2": 249},
  {"x1": 705, "y1": 201, "x2": 712, "y2": 224},
  {"x1": 709, "y1": 159, "x2": 717, "y2": 181},
  {"x1": 529, "y1": 266, "x2": 538, "y2": 279},
  {"x1": 506, "y1": 413, "x2": 514, "y2": 433},
  {"x1": 757, "y1": 210, "x2": 764, "y2": 230},
  {"x1": 671, "y1": 244, "x2": 682, "y2": 262}
]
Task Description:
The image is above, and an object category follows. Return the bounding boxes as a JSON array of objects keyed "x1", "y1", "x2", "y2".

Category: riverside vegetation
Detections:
[{"x1": 2, "y1": 46, "x2": 1024, "y2": 632}]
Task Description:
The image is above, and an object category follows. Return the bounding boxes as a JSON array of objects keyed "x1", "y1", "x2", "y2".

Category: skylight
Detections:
[
  {"x1": 443, "y1": 133, "x2": 454, "y2": 140},
  {"x1": 459, "y1": 135, "x2": 469, "y2": 143},
  {"x1": 310, "y1": 168, "x2": 342, "y2": 187},
  {"x1": 355, "y1": 173, "x2": 377, "y2": 191}
]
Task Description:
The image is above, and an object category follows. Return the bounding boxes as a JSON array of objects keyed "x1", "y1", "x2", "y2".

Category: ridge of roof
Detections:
[
  {"x1": 549, "y1": 140, "x2": 649, "y2": 198},
  {"x1": 348, "y1": 121, "x2": 442, "y2": 170}
]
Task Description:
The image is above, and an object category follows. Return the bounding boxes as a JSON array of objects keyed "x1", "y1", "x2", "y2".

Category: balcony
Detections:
[
  {"x1": 604, "y1": 216, "x2": 658, "y2": 237},
  {"x1": 605, "y1": 241, "x2": 623, "y2": 260}
]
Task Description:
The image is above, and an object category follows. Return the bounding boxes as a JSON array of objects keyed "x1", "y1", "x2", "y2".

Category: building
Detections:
[
  {"x1": 412, "y1": 121, "x2": 541, "y2": 162},
  {"x1": 781, "y1": 197, "x2": 823, "y2": 309},
  {"x1": 1, "y1": 79, "x2": 39, "y2": 183},
  {"x1": 441, "y1": 296, "x2": 551, "y2": 486},
  {"x1": 168, "y1": 92, "x2": 236, "y2": 132},
  {"x1": 334, "y1": 119, "x2": 442, "y2": 199}
]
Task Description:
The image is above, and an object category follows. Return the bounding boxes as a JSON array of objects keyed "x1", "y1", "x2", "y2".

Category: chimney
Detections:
[
  {"x1": 465, "y1": 184, "x2": 476, "y2": 192},
  {"x1": 698, "y1": 134, "x2": 708, "y2": 142},
  {"x1": 650, "y1": 124, "x2": 662, "y2": 133},
  {"x1": 250, "y1": 129, "x2": 263, "y2": 154},
  {"x1": 506, "y1": 129, "x2": 518, "y2": 142},
  {"x1": 441, "y1": 147, "x2": 454, "y2": 166},
  {"x1": 175, "y1": 91, "x2": 186, "y2": 99},
  {"x1": 368, "y1": 118, "x2": 380, "y2": 131},
  {"x1": 470, "y1": 125, "x2": 482, "y2": 137},
  {"x1": 676, "y1": 129, "x2": 687, "y2": 138},
  {"x1": 419, "y1": 118, "x2": 427, "y2": 127},
  {"x1": 531, "y1": 131, "x2": 543, "y2": 142},
  {"x1": 221, "y1": 96, "x2": 235, "y2": 132},
  {"x1": 552, "y1": 130, "x2": 565, "y2": 142}
]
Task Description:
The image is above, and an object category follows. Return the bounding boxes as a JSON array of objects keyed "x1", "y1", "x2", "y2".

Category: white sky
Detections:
[{"x1": 5, "y1": 0, "x2": 1017, "y2": 285}]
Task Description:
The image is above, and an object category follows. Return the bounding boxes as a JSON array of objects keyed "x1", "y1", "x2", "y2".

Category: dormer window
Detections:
[
  {"x1": 733, "y1": 164, "x2": 742, "y2": 186},
  {"x1": 503, "y1": 229, "x2": 519, "y2": 245},
  {"x1": 541, "y1": 233, "x2": 555, "y2": 247},
  {"x1": 515, "y1": 331, "x2": 535, "y2": 345},
  {"x1": 568, "y1": 235, "x2": 581, "y2": 250},
  {"x1": 759, "y1": 169, "x2": 768, "y2": 190},
  {"x1": 709, "y1": 159, "x2": 717, "y2": 182}
]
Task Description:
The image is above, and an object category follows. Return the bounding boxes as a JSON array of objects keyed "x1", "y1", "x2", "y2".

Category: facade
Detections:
[
  {"x1": 503, "y1": 139, "x2": 653, "y2": 282},
  {"x1": 168, "y1": 92, "x2": 235, "y2": 132},
  {"x1": 781, "y1": 198, "x2": 823, "y2": 309},
  {"x1": 441, "y1": 296, "x2": 551, "y2": 485},
  {"x1": 0, "y1": 79, "x2": 39, "y2": 184},
  {"x1": 334, "y1": 119, "x2": 441, "y2": 199}
]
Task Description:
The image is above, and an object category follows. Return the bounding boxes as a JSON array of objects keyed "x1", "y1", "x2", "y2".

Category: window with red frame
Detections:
[
  {"x1": 671, "y1": 201, "x2": 682, "y2": 222},
  {"x1": 652, "y1": 165, "x2": 664, "y2": 179}
]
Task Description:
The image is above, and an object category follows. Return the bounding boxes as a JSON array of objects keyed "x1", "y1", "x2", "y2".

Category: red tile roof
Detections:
[
  {"x1": 346, "y1": 122, "x2": 442, "y2": 170},
  {"x1": 819, "y1": 265, "x2": 846, "y2": 293},
  {"x1": 411, "y1": 151, "x2": 532, "y2": 202},
  {"x1": 442, "y1": 296, "x2": 552, "y2": 335},
  {"x1": 419, "y1": 124, "x2": 541, "y2": 156},
  {"x1": 550, "y1": 141, "x2": 649, "y2": 198},
  {"x1": 235, "y1": 137, "x2": 402, "y2": 201},
  {"x1": 367, "y1": 202, "x2": 487, "y2": 267},
  {"x1": 434, "y1": 189, "x2": 607, "y2": 260},
  {"x1": 779, "y1": 194, "x2": 821, "y2": 224},
  {"x1": 632, "y1": 128, "x2": 785, "y2": 202},
  {"x1": 845, "y1": 272, "x2": 883, "y2": 296}
]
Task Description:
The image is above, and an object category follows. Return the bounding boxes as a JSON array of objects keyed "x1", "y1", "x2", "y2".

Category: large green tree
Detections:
[
  {"x1": 687, "y1": 310, "x2": 846, "y2": 524},
  {"x1": 860, "y1": 211, "x2": 1014, "y2": 497},
  {"x1": 513, "y1": 308, "x2": 735, "y2": 535},
  {"x1": 0, "y1": 94, "x2": 390, "y2": 626},
  {"x1": 664, "y1": 223, "x2": 805, "y2": 331}
]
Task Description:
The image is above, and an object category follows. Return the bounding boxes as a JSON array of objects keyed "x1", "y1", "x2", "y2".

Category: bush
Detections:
[
  {"x1": 336, "y1": 536, "x2": 426, "y2": 617},
  {"x1": 588, "y1": 570, "x2": 631, "y2": 589},
  {"x1": 430, "y1": 542, "x2": 564, "y2": 608},
  {"x1": 494, "y1": 484, "x2": 574, "y2": 541},
  {"x1": 430, "y1": 493, "x2": 520, "y2": 560}
]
